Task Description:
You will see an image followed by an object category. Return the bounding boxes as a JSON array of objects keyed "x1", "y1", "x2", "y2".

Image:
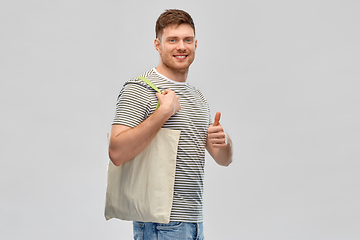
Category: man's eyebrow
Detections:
[
  {"x1": 166, "y1": 36, "x2": 178, "y2": 39},
  {"x1": 166, "y1": 36, "x2": 195, "y2": 39}
]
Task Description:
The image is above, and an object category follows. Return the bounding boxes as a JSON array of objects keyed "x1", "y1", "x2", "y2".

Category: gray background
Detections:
[{"x1": 1, "y1": 0, "x2": 359, "y2": 239}]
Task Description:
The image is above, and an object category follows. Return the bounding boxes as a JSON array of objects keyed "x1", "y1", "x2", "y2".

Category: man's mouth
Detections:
[{"x1": 174, "y1": 55, "x2": 187, "y2": 60}]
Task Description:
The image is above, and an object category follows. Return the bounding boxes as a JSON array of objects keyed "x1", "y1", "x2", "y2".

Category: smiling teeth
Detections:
[{"x1": 175, "y1": 55, "x2": 186, "y2": 58}]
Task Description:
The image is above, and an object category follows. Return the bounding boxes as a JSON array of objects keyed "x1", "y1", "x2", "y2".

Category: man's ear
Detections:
[
  {"x1": 154, "y1": 38, "x2": 161, "y2": 53},
  {"x1": 195, "y1": 39, "x2": 198, "y2": 51}
]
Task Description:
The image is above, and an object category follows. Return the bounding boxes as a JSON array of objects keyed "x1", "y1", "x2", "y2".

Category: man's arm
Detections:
[
  {"x1": 206, "y1": 112, "x2": 233, "y2": 166},
  {"x1": 109, "y1": 89, "x2": 181, "y2": 166}
]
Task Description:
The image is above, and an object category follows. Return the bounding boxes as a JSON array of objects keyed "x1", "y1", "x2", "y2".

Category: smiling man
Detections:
[
  {"x1": 108, "y1": 9, "x2": 233, "y2": 239},
  {"x1": 154, "y1": 22, "x2": 197, "y2": 81}
]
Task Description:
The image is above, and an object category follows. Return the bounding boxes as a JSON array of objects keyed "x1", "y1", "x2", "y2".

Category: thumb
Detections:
[{"x1": 213, "y1": 111, "x2": 221, "y2": 126}]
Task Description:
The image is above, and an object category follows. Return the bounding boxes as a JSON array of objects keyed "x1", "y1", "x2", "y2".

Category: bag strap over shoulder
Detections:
[
  {"x1": 138, "y1": 76, "x2": 161, "y2": 109},
  {"x1": 138, "y1": 77, "x2": 161, "y2": 93}
]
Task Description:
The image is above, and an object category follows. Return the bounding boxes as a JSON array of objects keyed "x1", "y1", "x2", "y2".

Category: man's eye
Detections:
[{"x1": 169, "y1": 39, "x2": 176, "y2": 43}]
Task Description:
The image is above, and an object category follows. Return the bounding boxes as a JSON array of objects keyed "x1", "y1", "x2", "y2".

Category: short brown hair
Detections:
[{"x1": 155, "y1": 9, "x2": 195, "y2": 39}]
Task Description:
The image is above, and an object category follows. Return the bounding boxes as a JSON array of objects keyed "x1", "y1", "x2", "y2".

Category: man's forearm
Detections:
[{"x1": 109, "y1": 108, "x2": 170, "y2": 166}]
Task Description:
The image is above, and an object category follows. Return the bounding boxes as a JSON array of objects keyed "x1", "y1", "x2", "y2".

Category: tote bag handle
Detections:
[{"x1": 138, "y1": 76, "x2": 161, "y2": 109}]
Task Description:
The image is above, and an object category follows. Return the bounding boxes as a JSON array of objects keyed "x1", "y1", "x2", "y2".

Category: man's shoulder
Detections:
[
  {"x1": 186, "y1": 82, "x2": 207, "y2": 99},
  {"x1": 122, "y1": 69, "x2": 158, "y2": 89}
]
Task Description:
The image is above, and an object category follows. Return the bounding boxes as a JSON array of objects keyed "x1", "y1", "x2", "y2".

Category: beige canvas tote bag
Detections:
[{"x1": 105, "y1": 77, "x2": 181, "y2": 223}]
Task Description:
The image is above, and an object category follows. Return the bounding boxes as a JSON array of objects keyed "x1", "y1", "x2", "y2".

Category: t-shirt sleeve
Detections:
[
  {"x1": 112, "y1": 82, "x2": 152, "y2": 127},
  {"x1": 196, "y1": 88, "x2": 212, "y2": 125}
]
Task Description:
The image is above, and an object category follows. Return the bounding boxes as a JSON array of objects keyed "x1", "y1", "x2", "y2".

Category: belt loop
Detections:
[{"x1": 195, "y1": 222, "x2": 199, "y2": 239}]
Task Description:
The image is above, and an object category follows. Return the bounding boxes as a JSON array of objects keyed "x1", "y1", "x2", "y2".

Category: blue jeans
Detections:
[{"x1": 133, "y1": 221, "x2": 204, "y2": 240}]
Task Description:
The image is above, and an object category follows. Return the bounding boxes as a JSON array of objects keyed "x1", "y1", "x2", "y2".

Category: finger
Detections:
[
  {"x1": 162, "y1": 89, "x2": 171, "y2": 95},
  {"x1": 208, "y1": 134, "x2": 226, "y2": 146},
  {"x1": 156, "y1": 92, "x2": 162, "y2": 99},
  {"x1": 214, "y1": 111, "x2": 221, "y2": 126},
  {"x1": 212, "y1": 143, "x2": 226, "y2": 148},
  {"x1": 208, "y1": 131, "x2": 225, "y2": 139}
]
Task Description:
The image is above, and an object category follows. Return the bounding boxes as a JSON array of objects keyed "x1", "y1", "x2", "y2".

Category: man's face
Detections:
[{"x1": 155, "y1": 23, "x2": 197, "y2": 73}]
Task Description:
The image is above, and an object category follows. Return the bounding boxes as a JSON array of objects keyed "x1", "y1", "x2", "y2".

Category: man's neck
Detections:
[{"x1": 155, "y1": 64, "x2": 188, "y2": 83}]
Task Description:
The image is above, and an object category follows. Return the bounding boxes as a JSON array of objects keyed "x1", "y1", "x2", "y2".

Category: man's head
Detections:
[
  {"x1": 154, "y1": 9, "x2": 197, "y2": 79},
  {"x1": 155, "y1": 9, "x2": 195, "y2": 40}
]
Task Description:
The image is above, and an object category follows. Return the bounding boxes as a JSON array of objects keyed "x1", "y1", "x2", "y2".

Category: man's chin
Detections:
[
  {"x1": 174, "y1": 67, "x2": 189, "y2": 73},
  {"x1": 164, "y1": 63, "x2": 190, "y2": 73}
]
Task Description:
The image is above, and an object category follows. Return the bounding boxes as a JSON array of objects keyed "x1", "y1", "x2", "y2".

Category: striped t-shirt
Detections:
[{"x1": 112, "y1": 68, "x2": 211, "y2": 222}]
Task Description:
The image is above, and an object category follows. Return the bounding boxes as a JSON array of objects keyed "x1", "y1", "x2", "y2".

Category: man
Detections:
[{"x1": 109, "y1": 9, "x2": 233, "y2": 240}]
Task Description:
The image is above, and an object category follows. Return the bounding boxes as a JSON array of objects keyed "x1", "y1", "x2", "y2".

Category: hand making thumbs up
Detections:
[{"x1": 207, "y1": 111, "x2": 227, "y2": 148}]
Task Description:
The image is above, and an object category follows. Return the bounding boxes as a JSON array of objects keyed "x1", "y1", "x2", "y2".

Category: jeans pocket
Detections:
[{"x1": 156, "y1": 221, "x2": 183, "y2": 231}]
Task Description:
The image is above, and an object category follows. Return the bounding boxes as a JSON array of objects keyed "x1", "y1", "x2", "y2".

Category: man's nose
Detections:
[{"x1": 176, "y1": 40, "x2": 186, "y2": 51}]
